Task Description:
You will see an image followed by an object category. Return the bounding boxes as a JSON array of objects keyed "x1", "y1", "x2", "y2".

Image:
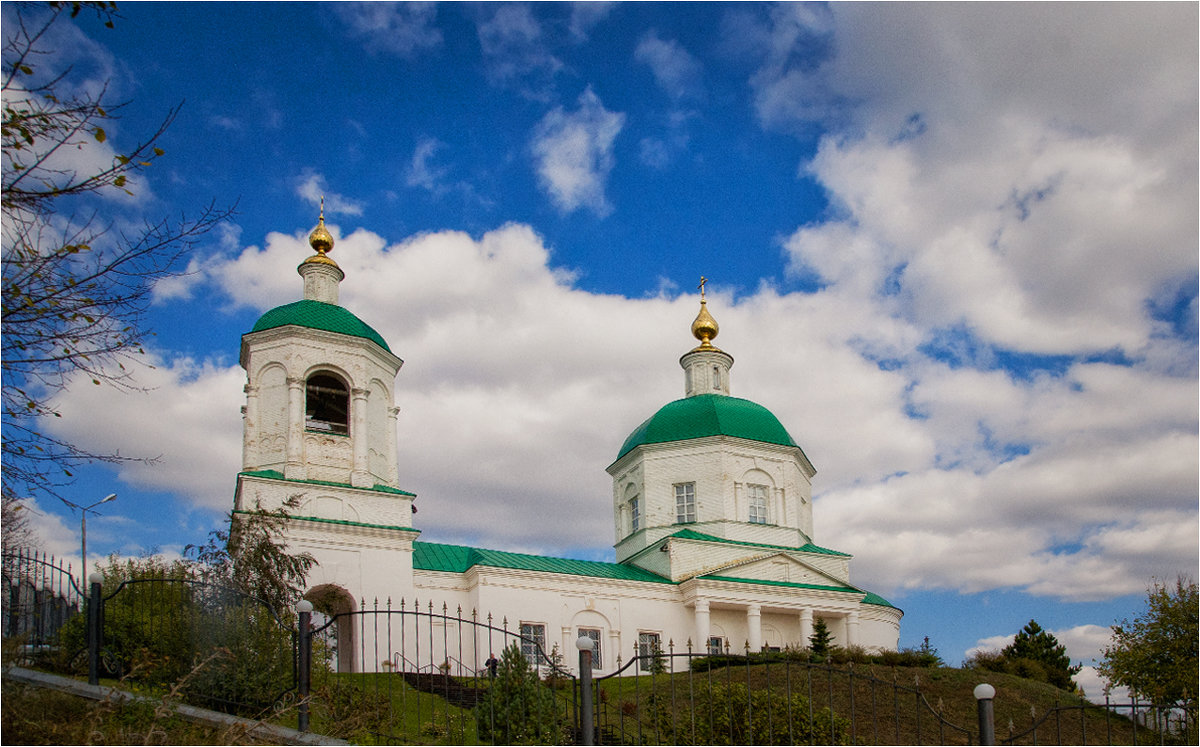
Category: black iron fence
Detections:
[
  {"x1": 3, "y1": 550, "x2": 1196, "y2": 745},
  {"x1": 297, "y1": 598, "x2": 580, "y2": 744},
  {"x1": 1, "y1": 548, "x2": 84, "y2": 661}
]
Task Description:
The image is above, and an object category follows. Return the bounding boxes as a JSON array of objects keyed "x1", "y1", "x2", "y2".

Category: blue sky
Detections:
[{"x1": 7, "y1": 2, "x2": 1197, "y2": 697}]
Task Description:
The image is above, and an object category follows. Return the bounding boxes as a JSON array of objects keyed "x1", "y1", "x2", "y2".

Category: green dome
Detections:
[
  {"x1": 617, "y1": 394, "x2": 797, "y2": 460},
  {"x1": 250, "y1": 300, "x2": 392, "y2": 353}
]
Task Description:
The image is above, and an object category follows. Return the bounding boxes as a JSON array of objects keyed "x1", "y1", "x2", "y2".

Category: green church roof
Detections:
[
  {"x1": 616, "y1": 393, "x2": 798, "y2": 460},
  {"x1": 412, "y1": 541, "x2": 673, "y2": 584},
  {"x1": 250, "y1": 299, "x2": 392, "y2": 353}
]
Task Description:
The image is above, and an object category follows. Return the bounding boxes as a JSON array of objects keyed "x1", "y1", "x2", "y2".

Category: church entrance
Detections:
[{"x1": 305, "y1": 584, "x2": 357, "y2": 673}]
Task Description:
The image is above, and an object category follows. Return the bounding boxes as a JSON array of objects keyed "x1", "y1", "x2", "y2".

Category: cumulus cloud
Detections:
[
  {"x1": 966, "y1": 623, "x2": 1127, "y2": 701},
  {"x1": 296, "y1": 171, "x2": 364, "y2": 216},
  {"x1": 476, "y1": 3, "x2": 562, "y2": 96},
  {"x1": 39, "y1": 5, "x2": 1197, "y2": 610},
  {"x1": 334, "y1": 1, "x2": 442, "y2": 58},
  {"x1": 635, "y1": 31, "x2": 703, "y2": 101},
  {"x1": 46, "y1": 208, "x2": 1197, "y2": 601},
  {"x1": 530, "y1": 88, "x2": 625, "y2": 215}
]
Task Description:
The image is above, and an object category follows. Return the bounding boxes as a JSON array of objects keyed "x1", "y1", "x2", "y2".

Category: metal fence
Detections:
[
  {"x1": 3, "y1": 552, "x2": 1195, "y2": 746},
  {"x1": 297, "y1": 598, "x2": 580, "y2": 744},
  {"x1": 1, "y1": 549, "x2": 84, "y2": 662}
]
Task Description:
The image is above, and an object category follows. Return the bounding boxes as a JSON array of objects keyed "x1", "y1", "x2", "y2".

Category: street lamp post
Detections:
[{"x1": 80, "y1": 493, "x2": 117, "y2": 585}]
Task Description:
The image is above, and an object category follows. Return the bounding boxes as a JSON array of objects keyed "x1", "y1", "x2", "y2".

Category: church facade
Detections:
[{"x1": 233, "y1": 215, "x2": 902, "y2": 673}]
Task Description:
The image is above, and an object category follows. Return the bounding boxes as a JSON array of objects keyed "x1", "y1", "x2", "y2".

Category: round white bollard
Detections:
[{"x1": 974, "y1": 683, "x2": 996, "y2": 700}]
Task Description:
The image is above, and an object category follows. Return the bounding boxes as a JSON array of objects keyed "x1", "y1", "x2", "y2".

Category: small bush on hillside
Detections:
[{"x1": 647, "y1": 679, "x2": 851, "y2": 745}]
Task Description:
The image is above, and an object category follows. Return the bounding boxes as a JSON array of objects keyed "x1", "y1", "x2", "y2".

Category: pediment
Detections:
[{"x1": 699, "y1": 551, "x2": 847, "y2": 588}]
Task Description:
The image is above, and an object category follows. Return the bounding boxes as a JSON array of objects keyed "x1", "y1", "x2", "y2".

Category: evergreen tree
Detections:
[
  {"x1": 809, "y1": 617, "x2": 834, "y2": 661},
  {"x1": 475, "y1": 642, "x2": 565, "y2": 744},
  {"x1": 1001, "y1": 619, "x2": 1081, "y2": 692}
]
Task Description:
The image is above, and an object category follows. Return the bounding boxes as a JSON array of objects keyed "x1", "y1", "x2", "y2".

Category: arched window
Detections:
[{"x1": 306, "y1": 373, "x2": 349, "y2": 435}]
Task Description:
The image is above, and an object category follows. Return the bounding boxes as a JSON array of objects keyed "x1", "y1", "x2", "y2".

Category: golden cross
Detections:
[{"x1": 698, "y1": 276, "x2": 708, "y2": 298}]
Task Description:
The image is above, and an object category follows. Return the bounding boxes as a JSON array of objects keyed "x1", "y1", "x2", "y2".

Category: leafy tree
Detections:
[
  {"x1": 1099, "y1": 577, "x2": 1198, "y2": 711},
  {"x1": 475, "y1": 642, "x2": 565, "y2": 744},
  {"x1": 809, "y1": 616, "x2": 833, "y2": 661},
  {"x1": 1, "y1": 494, "x2": 37, "y2": 553},
  {"x1": 2, "y1": 1, "x2": 232, "y2": 509},
  {"x1": 1002, "y1": 619, "x2": 1081, "y2": 692}
]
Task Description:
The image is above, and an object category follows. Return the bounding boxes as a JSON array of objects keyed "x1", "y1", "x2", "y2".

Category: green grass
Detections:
[
  {"x1": 590, "y1": 662, "x2": 1191, "y2": 746},
  {"x1": 0, "y1": 678, "x2": 286, "y2": 745}
]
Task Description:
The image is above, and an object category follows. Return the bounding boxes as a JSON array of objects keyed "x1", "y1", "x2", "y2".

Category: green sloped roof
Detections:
[
  {"x1": 413, "y1": 541, "x2": 673, "y2": 584},
  {"x1": 238, "y1": 469, "x2": 415, "y2": 496},
  {"x1": 668, "y1": 528, "x2": 850, "y2": 557},
  {"x1": 616, "y1": 394, "x2": 797, "y2": 460},
  {"x1": 250, "y1": 300, "x2": 392, "y2": 353}
]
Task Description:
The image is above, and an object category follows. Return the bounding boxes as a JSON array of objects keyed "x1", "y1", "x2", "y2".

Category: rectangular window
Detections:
[
  {"x1": 520, "y1": 623, "x2": 547, "y2": 668},
  {"x1": 637, "y1": 631, "x2": 661, "y2": 672},
  {"x1": 579, "y1": 627, "x2": 602, "y2": 669},
  {"x1": 708, "y1": 636, "x2": 724, "y2": 656},
  {"x1": 675, "y1": 483, "x2": 696, "y2": 524},
  {"x1": 749, "y1": 484, "x2": 769, "y2": 524},
  {"x1": 630, "y1": 496, "x2": 640, "y2": 533}
]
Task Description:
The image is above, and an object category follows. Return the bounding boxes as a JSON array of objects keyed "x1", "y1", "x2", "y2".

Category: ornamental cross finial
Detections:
[
  {"x1": 319, "y1": 195, "x2": 325, "y2": 221},
  {"x1": 698, "y1": 276, "x2": 708, "y2": 299}
]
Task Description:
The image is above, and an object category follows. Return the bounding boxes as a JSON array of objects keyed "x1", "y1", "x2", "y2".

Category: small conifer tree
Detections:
[{"x1": 809, "y1": 617, "x2": 834, "y2": 661}]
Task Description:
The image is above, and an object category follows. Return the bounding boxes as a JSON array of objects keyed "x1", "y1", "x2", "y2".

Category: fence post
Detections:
[
  {"x1": 87, "y1": 572, "x2": 103, "y2": 686},
  {"x1": 975, "y1": 683, "x2": 996, "y2": 746},
  {"x1": 577, "y1": 635, "x2": 595, "y2": 746},
  {"x1": 297, "y1": 600, "x2": 313, "y2": 733}
]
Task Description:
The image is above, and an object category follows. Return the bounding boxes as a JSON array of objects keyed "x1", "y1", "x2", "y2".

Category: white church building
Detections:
[{"x1": 232, "y1": 214, "x2": 902, "y2": 673}]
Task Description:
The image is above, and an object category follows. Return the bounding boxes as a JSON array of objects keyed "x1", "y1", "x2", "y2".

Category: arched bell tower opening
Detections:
[
  {"x1": 306, "y1": 584, "x2": 358, "y2": 672},
  {"x1": 305, "y1": 372, "x2": 349, "y2": 435}
]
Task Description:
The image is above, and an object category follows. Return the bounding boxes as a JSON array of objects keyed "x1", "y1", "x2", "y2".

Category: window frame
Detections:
[
  {"x1": 748, "y1": 483, "x2": 769, "y2": 524},
  {"x1": 674, "y1": 482, "x2": 696, "y2": 524},
  {"x1": 708, "y1": 636, "x2": 724, "y2": 656},
  {"x1": 630, "y1": 496, "x2": 640, "y2": 533},
  {"x1": 578, "y1": 627, "x2": 603, "y2": 670},
  {"x1": 637, "y1": 631, "x2": 662, "y2": 672},
  {"x1": 519, "y1": 622, "x2": 547, "y2": 668}
]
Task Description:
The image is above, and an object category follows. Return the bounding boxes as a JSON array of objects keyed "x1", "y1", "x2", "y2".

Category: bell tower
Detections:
[{"x1": 234, "y1": 204, "x2": 418, "y2": 604}]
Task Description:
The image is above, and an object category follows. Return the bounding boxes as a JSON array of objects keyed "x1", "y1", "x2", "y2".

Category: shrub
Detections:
[{"x1": 648, "y1": 679, "x2": 851, "y2": 745}]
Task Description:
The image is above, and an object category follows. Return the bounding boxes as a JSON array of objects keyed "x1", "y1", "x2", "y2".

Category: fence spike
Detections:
[
  {"x1": 744, "y1": 640, "x2": 750, "y2": 654},
  {"x1": 442, "y1": 601, "x2": 448, "y2": 613},
  {"x1": 669, "y1": 638, "x2": 675, "y2": 652}
]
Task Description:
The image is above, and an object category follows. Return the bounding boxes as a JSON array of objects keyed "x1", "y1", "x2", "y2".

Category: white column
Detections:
[
  {"x1": 387, "y1": 405, "x2": 401, "y2": 485},
  {"x1": 242, "y1": 384, "x2": 258, "y2": 470},
  {"x1": 798, "y1": 608, "x2": 813, "y2": 648},
  {"x1": 284, "y1": 377, "x2": 306, "y2": 480},
  {"x1": 694, "y1": 599, "x2": 711, "y2": 653},
  {"x1": 746, "y1": 603, "x2": 762, "y2": 653},
  {"x1": 351, "y1": 387, "x2": 370, "y2": 487},
  {"x1": 847, "y1": 611, "x2": 860, "y2": 648}
]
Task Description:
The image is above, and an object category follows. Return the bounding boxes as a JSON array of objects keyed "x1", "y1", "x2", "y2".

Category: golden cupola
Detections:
[
  {"x1": 680, "y1": 277, "x2": 733, "y2": 397},
  {"x1": 298, "y1": 198, "x2": 345, "y2": 305}
]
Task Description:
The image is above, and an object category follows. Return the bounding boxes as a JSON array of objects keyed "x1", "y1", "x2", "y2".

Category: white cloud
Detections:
[
  {"x1": 476, "y1": 3, "x2": 562, "y2": 96},
  {"x1": 334, "y1": 1, "x2": 442, "y2": 58},
  {"x1": 635, "y1": 32, "x2": 703, "y2": 101},
  {"x1": 530, "y1": 88, "x2": 625, "y2": 216},
  {"x1": 406, "y1": 137, "x2": 449, "y2": 192},
  {"x1": 46, "y1": 209, "x2": 1197, "y2": 603},
  {"x1": 568, "y1": 2, "x2": 616, "y2": 42},
  {"x1": 296, "y1": 171, "x2": 364, "y2": 216}
]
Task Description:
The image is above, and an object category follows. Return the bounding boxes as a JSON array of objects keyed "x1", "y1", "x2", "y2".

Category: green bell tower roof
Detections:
[
  {"x1": 616, "y1": 393, "x2": 798, "y2": 460},
  {"x1": 250, "y1": 299, "x2": 392, "y2": 353}
]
